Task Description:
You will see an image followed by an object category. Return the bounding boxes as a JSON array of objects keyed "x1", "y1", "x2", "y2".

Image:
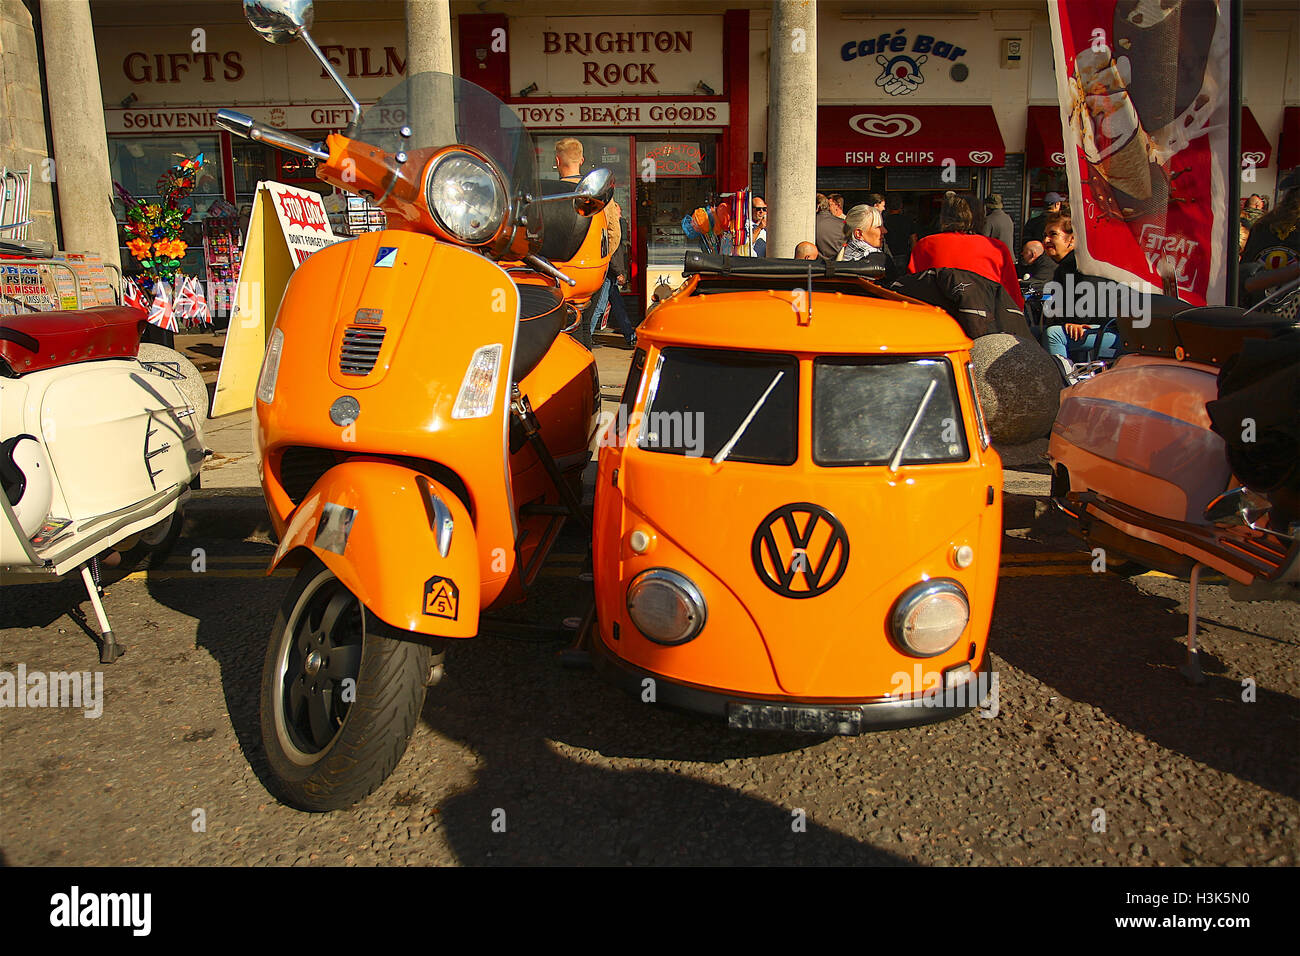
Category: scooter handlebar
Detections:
[{"x1": 217, "y1": 109, "x2": 329, "y2": 162}]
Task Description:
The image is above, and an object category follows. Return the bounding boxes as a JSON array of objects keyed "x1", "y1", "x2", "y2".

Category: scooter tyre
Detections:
[{"x1": 260, "y1": 555, "x2": 431, "y2": 812}]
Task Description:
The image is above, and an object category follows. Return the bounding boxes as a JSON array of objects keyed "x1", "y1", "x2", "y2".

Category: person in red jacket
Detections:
[{"x1": 909, "y1": 194, "x2": 1025, "y2": 308}]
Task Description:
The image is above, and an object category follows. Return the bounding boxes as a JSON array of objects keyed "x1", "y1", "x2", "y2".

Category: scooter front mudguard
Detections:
[{"x1": 269, "y1": 460, "x2": 479, "y2": 638}]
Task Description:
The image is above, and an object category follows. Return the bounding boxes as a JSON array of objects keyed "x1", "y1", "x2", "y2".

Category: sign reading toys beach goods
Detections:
[
  {"x1": 512, "y1": 101, "x2": 728, "y2": 129},
  {"x1": 1048, "y1": 0, "x2": 1232, "y2": 306},
  {"x1": 510, "y1": 16, "x2": 724, "y2": 97},
  {"x1": 212, "y1": 182, "x2": 343, "y2": 416}
]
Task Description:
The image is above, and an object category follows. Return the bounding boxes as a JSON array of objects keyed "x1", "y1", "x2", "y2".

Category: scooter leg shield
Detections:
[{"x1": 268, "y1": 461, "x2": 479, "y2": 637}]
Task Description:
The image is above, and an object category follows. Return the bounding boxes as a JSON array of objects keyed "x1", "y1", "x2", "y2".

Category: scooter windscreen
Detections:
[{"x1": 356, "y1": 72, "x2": 539, "y2": 231}]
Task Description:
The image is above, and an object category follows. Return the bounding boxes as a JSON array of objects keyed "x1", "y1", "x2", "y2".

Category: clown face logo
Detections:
[{"x1": 875, "y1": 53, "x2": 928, "y2": 95}]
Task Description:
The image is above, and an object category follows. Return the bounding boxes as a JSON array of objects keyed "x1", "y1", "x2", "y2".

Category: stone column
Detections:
[
  {"x1": 406, "y1": 0, "x2": 455, "y2": 149},
  {"x1": 766, "y1": 0, "x2": 816, "y2": 260},
  {"x1": 38, "y1": 0, "x2": 120, "y2": 270},
  {"x1": 0, "y1": 0, "x2": 57, "y2": 246}
]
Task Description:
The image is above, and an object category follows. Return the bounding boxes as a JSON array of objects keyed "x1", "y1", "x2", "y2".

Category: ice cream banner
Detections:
[{"x1": 1048, "y1": 0, "x2": 1232, "y2": 306}]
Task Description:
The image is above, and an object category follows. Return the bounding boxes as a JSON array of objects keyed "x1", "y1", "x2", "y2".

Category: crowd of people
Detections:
[{"x1": 553, "y1": 135, "x2": 1300, "y2": 355}]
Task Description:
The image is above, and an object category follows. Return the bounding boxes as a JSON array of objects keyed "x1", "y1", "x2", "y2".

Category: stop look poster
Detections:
[{"x1": 1048, "y1": 0, "x2": 1233, "y2": 306}]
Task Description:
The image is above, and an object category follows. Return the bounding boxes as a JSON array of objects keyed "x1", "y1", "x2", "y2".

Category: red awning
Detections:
[
  {"x1": 1280, "y1": 106, "x2": 1300, "y2": 170},
  {"x1": 1027, "y1": 105, "x2": 1272, "y2": 169},
  {"x1": 817, "y1": 105, "x2": 1005, "y2": 167},
  {"x1": 1025, "y1": 105, "x2": 1065, "y2": 168},
  {"x1": 1241, "y1": 107, "x2": 1271, "y2": 169}
]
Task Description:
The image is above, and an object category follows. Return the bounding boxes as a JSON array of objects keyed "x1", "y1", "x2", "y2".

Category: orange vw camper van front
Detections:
[{"x1": 590, "y1": 263, "x2": 1002, "y2": 733}]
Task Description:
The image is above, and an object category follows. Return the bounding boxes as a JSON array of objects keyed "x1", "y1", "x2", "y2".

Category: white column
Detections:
[{"x1": 766, "y1": 0, "x2": 817, "y2": 260}]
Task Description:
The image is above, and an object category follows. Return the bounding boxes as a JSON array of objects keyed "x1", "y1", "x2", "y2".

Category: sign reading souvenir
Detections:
[
  {"x1": 1048, "y1": 0, "x2": 1232, "y2": 306},
  {"x1": 510, "y1": 17, "x2": 723, "y2": 96},
  {"x1": 212, "y1": 181, "x2": 342, "y2": 416}
]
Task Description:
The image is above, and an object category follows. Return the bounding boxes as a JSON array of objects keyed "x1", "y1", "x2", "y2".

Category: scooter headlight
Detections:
[
  {"x1": 257, "y1": 327, "x2": 285, "y2": 404},
  {"x1": 626, "y1": 568, "x2": 707, "y2": 645},
  {"x1": 890, "y1": 579, "x2": 969, "y2": 657},
  {"x1": 425, "y1": 151, "x2": 507, "y2": 244}
]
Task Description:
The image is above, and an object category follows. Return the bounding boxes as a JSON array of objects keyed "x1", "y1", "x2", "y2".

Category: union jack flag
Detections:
[
  {"x1": 123, "y1": 277, "x2": 150, "y2": 314},
  {"x1": 176, "y1": 275, "x2": 211, "y2": 326},
  {"x1": 147, "y1": 280, "x2": 178, "y2": 332}
]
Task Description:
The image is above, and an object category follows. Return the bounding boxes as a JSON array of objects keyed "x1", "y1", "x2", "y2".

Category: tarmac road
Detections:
[{"x1": 2, "y1": 488, "x2": 1297, "y2": 866}]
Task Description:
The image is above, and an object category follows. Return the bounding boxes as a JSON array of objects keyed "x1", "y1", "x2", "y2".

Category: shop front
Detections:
[
  {"x1": 816, "y1": 105, "x2": 1008, "y2": 254},
  {"x1": 95, "y1": 17, "x2": 412, "y2": 319},
  {"x1": 459, "y1": 10, "x2": 750, "y2": 315},
  {"x1": 815, "y1": 9, "x2": 1031, "y2": 259}
]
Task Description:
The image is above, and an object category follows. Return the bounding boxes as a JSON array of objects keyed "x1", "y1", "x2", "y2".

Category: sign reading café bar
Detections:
[{"x1": 510, "y1": 16, "x2": 723, "y2": 97}]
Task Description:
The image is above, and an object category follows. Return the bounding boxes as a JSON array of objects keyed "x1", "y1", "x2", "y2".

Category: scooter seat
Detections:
[
  {"x1": 512, "y1": 283, "x2": 566, "y2": 381},
  {"x1": 0, "y1": 306, "x2": 144, "y2": 376},
  {"x1": 1119, "y1": 310, "x2": 1298, "y2": 367}
]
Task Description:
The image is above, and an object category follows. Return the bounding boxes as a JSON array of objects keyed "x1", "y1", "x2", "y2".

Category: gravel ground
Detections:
[{"x1": 2, "y1": 495, "x2": 1296, "y2": 866}]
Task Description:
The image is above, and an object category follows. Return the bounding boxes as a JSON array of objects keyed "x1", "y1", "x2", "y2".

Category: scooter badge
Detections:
[
  {"x1": 423, "y1": 575, "x2": 459, "y2": 620},
  {"x1": 374, "y1": 247, "x2": 399, "y2": 268}
]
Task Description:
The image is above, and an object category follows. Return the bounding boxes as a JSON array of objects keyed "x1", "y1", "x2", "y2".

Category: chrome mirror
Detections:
[
  {"x1": 244, "y1": 0, "x2": 313, "y2": 44},
  {"x1": 573, "y1": 168, "x2": 615, "y2": 217},
  {"x1": 243, "y1": 0, "x2": 361, "y2": 131},
  {"x1": 1204, "y1": 487, "x2": 1271, "y2": 530}
]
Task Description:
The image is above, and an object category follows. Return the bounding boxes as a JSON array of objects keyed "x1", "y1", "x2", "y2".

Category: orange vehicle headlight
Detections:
[
  {"x1": 626, "y1": 568, "x2": 707, "y2": 645},
  {"x1": 890, "y1": 580, "x2": 969, "y2": 657}
]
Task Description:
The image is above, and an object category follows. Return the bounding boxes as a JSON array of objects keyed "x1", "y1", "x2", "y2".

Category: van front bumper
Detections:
[{"x1": 590, "y1": 634, "x2": 994, "y2": 735}]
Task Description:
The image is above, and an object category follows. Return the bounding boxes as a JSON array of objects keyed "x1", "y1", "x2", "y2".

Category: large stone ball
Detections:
[
  {"x1": 137, "y1": 343, "x2": 209, "y2": 421},
  {"x1": 969, "y1": 333, "x2": 1061, "y2": 445}
]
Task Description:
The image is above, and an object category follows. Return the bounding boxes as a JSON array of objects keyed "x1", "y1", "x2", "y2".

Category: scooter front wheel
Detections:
[{"x1": 259, "y1": 555, "x2": 432, "y2": 812}]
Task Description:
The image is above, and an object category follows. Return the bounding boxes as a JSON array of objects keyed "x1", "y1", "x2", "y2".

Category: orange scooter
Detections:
[{"x1": 221, "y1": 2, "x2": 612, "y2": 810}]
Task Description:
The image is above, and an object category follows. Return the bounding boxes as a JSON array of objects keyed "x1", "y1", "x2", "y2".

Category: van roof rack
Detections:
[{"x1": 683, "y1": 251, "x2": 887, "y2": 279}]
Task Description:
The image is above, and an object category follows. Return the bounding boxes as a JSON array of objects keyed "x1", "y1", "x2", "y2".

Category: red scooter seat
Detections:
[{"x1": 0, "y1": 306, "x2": 144, "y2": 375}]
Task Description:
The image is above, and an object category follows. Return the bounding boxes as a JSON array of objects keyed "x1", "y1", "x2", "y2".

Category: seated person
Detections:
[
  {"x1": 908, "y1": 195, "x2": 1024, "y2": 308},
  {"x1": 1039, "y1": 211, "x2": 1118, "y2": 362}
]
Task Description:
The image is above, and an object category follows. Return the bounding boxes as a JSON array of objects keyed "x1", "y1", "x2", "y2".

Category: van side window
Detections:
[
  {"x1": 640, "y1": 347, "x2": 797, "y2": 464},
  {"x1": 616, "y1": 348, "x2": 646, "y2": 441}
]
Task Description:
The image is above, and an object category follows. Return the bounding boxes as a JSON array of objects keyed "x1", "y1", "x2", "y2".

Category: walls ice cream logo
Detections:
[{"x1": 849, "y1": 113, "x2": 921, "y2": 138}]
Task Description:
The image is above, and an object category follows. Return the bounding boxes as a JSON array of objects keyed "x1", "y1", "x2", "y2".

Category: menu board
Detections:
[
  {"x1": 887, "y1": 166, "x2": 977, "y2": 192},
  {"x1": 989, "y1": 153, "x2": 1026, "y2": 248}
]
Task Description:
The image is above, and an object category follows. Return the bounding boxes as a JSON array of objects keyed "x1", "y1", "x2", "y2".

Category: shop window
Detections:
[{"x1": 109, "y1": 135, "x2": 222, "y2": 281}]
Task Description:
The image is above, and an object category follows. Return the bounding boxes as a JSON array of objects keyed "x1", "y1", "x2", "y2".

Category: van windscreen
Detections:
[
  {"x1": 813, "y1": 357, "x2": 969, "y2": 466},
  {"x1": 641, "y1": 347, "x2": 798, "y2": 464}
]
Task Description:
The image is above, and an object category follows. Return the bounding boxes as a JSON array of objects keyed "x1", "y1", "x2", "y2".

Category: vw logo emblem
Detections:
[{"x1": 751, "y1": 503, "x2": 850, "y2": 598}]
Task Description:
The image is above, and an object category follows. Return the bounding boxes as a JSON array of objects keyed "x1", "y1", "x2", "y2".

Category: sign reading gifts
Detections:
[{"x1": 510, "y1": 16, "x2": 724, "y2": 96}]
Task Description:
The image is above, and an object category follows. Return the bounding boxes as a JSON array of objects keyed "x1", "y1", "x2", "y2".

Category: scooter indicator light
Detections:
[
  {"x1": 629, "y1": 530, "x2": 651, "y2": 553},
  {"x1": 452, "y1": 344, "x2": 503, "y2": 419},
  {"x1": 257, "y1": 328, "x2": 285, "y2": 404},
  {"x1": 953, "y1": 545, "x2": 974, "y2": 569}
]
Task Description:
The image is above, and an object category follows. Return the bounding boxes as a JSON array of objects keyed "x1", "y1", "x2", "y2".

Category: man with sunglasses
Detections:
[{"x1": 750, "y1": 197, "x2": 768, "y2": 257}]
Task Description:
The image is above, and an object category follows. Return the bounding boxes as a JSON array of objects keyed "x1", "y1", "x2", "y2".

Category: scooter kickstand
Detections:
[
  {"x1": 81, "y1": 561, "x2": 125, "y2": 663},
  {"x1": 558, "y1": 596, "x2": 596, "y2": 670},
  {"x1": 1179, "y1": 563, "x2": 1205, "y2": 685}
]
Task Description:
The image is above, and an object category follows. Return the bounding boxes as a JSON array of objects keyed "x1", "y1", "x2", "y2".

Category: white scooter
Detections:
[{"x1": 1, "y1": 266, "x2": 208, "y2": 662}]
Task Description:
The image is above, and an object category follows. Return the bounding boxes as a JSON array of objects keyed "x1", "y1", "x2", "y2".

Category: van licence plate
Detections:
[{"x1": 726, "y1": 702, "x2": 863, "y2": 735}]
